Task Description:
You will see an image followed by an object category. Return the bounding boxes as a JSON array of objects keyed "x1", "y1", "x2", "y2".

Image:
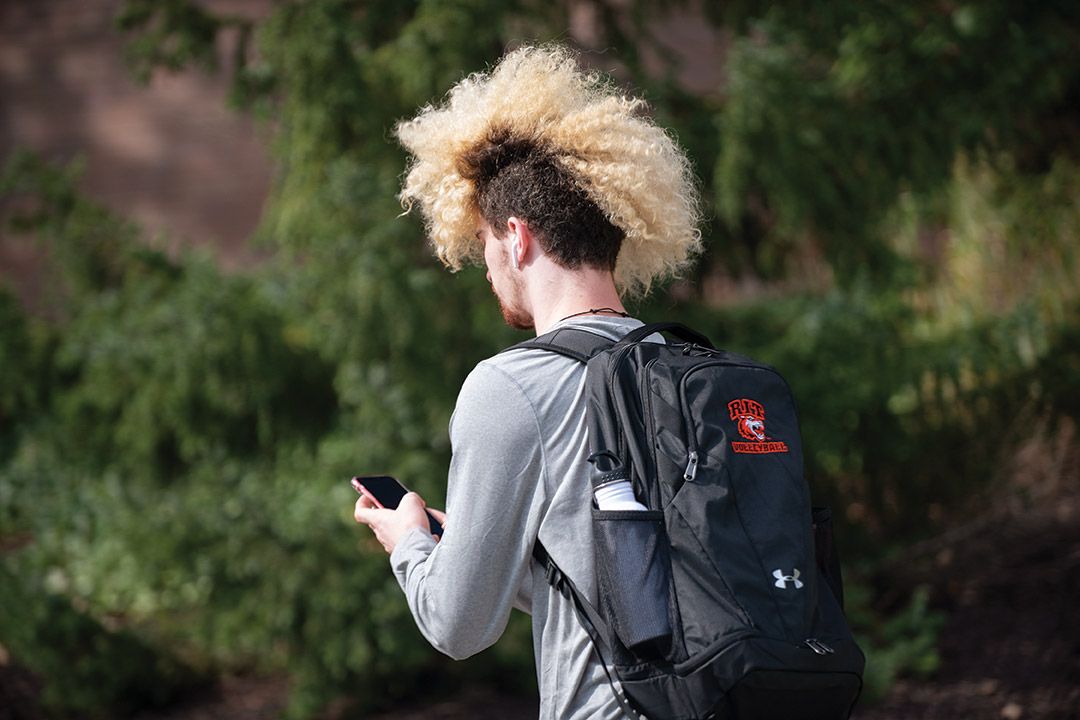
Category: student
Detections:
[{"x1": 353, "y1": 44, "x2": 701, "y2": 719}]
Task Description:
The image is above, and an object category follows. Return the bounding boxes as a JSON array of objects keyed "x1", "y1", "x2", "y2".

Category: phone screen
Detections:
[
  {"x1": 353, "y1": 475, "x2": 409, "y2": 509},
  {"x1": 351, "y1": 475, "x2": 443, "y2": 538}
]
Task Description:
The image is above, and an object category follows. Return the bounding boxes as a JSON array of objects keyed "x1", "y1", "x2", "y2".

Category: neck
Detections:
[
  {"x1": 529, "y1": 266, "x2": 627, "y2": 335},
  {"x1": 558, "y1": 307, "x2": 631, "y2": 322}
]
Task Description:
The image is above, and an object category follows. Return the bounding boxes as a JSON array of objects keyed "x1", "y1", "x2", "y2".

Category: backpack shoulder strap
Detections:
[
  {"x1": 507, "y1": 326, "x2": 618, "y2": 364},
  {"x1": 514, "y1": 327, "x2": 646, "y2": 718},
  {"x1": 618, "y1": 321, "x2": 713, "y2": 349},
  {"x1": 532, "y1": 540, "x2": 645, "y2": 720}
]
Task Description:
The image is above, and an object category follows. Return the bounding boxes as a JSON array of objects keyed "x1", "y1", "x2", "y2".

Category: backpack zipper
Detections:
[
  {"x1": 683, "y1": 450, "x2": 699, "y2": 482},
  {"x1": 804, "y1": 638, "x2": 836, "y2": 655},
  {"x1": 677, "y1": 357, "x2": 781, "y2": 474}
]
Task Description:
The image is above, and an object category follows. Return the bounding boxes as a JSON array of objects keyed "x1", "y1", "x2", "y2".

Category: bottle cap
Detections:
[{"x1": 595, "y1": 480, "x2": 648, "y2": 511}]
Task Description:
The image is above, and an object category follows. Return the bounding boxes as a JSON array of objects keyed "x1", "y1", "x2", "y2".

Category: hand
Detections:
[{"x1": 354, "y1": 491, "x2": 443, "y2": 554}]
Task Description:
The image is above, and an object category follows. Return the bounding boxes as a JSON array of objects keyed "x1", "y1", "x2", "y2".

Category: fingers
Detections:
[
  {"x1": 352, "y1": 503, "x2": 393, "y2": 553},
  {"x1": 351, "y1": 488, "x2": 445, "y2": 553},
  {"x1": 399, "y1": 492, "x2": 444, "y2": 528},
  {"x1": 354, "y1": 494, "x2": 380, "y2": 523}
]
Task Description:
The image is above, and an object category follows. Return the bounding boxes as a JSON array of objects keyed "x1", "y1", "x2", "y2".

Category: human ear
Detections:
[{"x1": 507, "y1": 216, "x2": 529, "y2": 269}]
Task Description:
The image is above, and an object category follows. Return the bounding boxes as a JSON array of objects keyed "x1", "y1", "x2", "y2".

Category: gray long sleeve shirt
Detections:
[{"x1": 390, "y1": 316, "x2": 643, "y2": 719}]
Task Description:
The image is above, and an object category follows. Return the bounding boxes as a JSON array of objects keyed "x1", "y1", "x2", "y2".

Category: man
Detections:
[{"x1": 353, "y1": 44, "x2": 701, "y2": 719}]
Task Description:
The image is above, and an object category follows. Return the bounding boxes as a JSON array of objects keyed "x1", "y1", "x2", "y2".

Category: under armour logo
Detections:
[{"x1": 773, "y1": 568, "x2": 803, "y2": 589}]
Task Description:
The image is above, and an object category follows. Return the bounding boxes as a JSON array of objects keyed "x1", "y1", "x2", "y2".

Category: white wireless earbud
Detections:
[{"x1": 511, "y1": 239, "x2": 521, "y2": 269}]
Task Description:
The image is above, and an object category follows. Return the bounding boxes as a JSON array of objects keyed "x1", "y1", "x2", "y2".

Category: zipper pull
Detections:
[
  {"x1": 683, "y1": 451, "x2": 699, "y2": 482},
  {"x1": 805, "y1": 638, "x2": 835, "y2": 655}
]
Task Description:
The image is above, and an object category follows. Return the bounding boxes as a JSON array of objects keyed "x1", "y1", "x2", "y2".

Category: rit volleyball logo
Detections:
[{"x1": 728, "y1": 398, "x2": 789, "y2": 454}]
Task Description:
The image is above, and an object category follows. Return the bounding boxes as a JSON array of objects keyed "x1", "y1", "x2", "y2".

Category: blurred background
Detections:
[{"x1": 1, "y1": 1, "x2": 1077, "y2": 718}]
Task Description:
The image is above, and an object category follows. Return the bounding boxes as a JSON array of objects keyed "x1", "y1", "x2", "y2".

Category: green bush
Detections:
[
  {"x1": 844, "y1": 582, "x2": 947, "y2": 704},
  {"x1": 0, "y1": 287, "x2": 35, "y2": 470},
  {"x1": 0, "y1": 562, "x2": 206, "y2": 716},
  {"x1": 0, "y1": 151, "x2": 533, "y2": 717}
]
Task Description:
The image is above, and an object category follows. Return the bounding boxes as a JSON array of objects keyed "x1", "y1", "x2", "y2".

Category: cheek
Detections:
[
  {"x1": 483, "y1": 242, "x2": 499, "y2": 272},
  {"x1": 484, "y1": 245, "x2": 506, "y2": 284}
]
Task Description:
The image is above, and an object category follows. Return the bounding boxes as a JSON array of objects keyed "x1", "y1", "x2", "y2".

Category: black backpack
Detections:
[{"x1": 517, "y1": 322, "x2": 865, "y2": 720}]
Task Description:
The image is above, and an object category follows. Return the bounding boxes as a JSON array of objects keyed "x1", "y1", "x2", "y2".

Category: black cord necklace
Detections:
[{"x1": 558, "y1": 307, "x2": 631, "y2": 323}]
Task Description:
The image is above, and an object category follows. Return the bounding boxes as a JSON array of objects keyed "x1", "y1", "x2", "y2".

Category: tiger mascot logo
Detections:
[
  {"x1": 729, "y1": 398, "x2": 767, "y2": 441},
  {"x1": 728, "y1": 398, "x2": 789, "y2": 454}
]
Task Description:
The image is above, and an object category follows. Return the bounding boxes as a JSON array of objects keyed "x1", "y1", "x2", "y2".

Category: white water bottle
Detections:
[{"x1": 594, "y1": 480, "x2": 649, "y2": 511}]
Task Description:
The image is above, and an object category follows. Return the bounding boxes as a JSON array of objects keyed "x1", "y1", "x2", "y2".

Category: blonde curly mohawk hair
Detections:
[{"x1": 394, "y1": 44, "x2": 702, "y2": 299}]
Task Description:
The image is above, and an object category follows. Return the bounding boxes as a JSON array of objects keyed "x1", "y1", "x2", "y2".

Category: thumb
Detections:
[{"x1": 398, "y1": 492, "x2": 426, "y2": 512}]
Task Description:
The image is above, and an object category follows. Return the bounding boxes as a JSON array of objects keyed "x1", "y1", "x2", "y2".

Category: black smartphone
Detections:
[{"x1": 351, "y1": 475, "x2": 443, "y2": 538}]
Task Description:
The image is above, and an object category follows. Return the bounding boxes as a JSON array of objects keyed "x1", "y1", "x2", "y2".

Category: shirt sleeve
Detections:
[{"x1": 390, "y1": 360, "x2": 546, "y2": 660}]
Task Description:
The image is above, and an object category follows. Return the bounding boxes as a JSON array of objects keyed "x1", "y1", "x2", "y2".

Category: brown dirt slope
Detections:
[{"x1": 854, "y1": 491, "x2": 1080, "y2": 720}]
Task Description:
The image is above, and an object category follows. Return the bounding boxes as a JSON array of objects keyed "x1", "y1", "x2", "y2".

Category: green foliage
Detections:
[
  {"x1": 1, "y1": 151, "x2": 337, "y2": 479},
  {"x1": 8, "y1": 0, "x2": 569, "y2": 710},
  {"x1": 714, "y1": 2, "x2": 1080, "y2": 281},
  {"x1": 0, "y1": 562, "x2": 206, "y2": 716},
  {"x1": 0, "y1": 288, "x2": 37, "y2": 468},
  {"x1": 845, "y1": 582, "x2": 946, "y2": 704},
  {"x1": 1040, "y1": 303, "x2": 1080, "y2": 422},
  {"x1": 1, "y1": 149, "x2": 146, "y2": 302},
  {"x1": 0, "y1": 150, "x2": 525, "y2": 718},
  {"x1": 116, "y1": 0, "x2": 243, "y2": 83}
]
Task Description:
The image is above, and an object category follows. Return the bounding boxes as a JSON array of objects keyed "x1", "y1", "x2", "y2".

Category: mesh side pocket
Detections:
[{"x1": 592, "y1": 508, "x2": 673, "y2": 654}]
